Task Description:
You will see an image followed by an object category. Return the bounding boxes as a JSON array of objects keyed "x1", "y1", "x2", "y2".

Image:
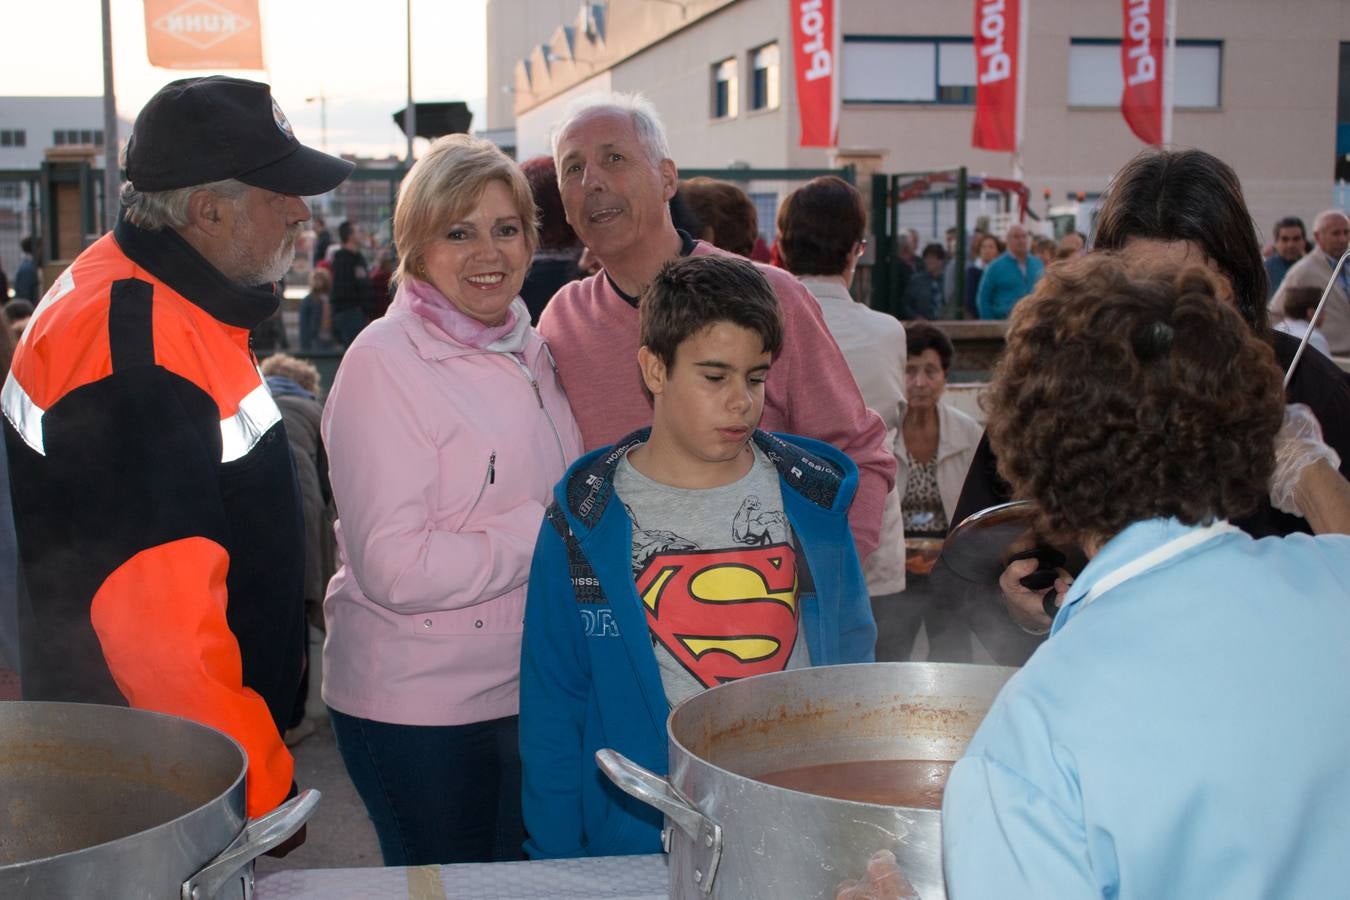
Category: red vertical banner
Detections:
[
  {"x1": 792, "y1": 0, "x2": 839, "y2": 148},
  {"x1": 972, "y1": 0, "x2": 1020, "y2": 152},
  {"x1": 1120, "y1": 0, "x2": 1166, "y2": 144}
]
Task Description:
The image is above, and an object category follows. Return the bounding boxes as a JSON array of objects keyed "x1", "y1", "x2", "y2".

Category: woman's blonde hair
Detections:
[{"x1": 393, "y1": 134, "x2": 538, "y2": 284}]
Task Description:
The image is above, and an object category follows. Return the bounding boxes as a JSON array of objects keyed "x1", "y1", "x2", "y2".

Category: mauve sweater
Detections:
[{"x1": 537, "y1": 240, "x2": 894, "y2": 560}]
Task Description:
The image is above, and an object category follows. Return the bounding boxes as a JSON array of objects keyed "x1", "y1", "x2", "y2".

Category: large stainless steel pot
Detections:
[
  {"x1": 598, "y1": 662, "x2": 1015, "y2": 900},
  {"x1": 0, "y1": 701, "x2": 318, "y2": 899}
]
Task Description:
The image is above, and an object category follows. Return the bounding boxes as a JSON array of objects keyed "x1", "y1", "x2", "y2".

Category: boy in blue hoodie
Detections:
[{"x1": 520, "y1": 254, "x2": 876, "y2": 859}]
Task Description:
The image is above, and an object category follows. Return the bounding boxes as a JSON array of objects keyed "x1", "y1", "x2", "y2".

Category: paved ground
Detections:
[{"x1": 255, "y1": 715, "x2": 382, "y2": 874}]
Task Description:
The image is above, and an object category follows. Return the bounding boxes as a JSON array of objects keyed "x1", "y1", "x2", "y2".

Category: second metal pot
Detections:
[
  {"x1": 598, "y1": 662, "x2": 1015, "y2": 900},
  {"x1": 0, "y1": 701, "x2": 318, "y2": 899}
]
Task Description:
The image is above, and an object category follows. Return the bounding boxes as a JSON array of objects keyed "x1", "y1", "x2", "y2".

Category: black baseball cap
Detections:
[{"x1": 125, "y1": 76, "x2": 355, "y2": 196}]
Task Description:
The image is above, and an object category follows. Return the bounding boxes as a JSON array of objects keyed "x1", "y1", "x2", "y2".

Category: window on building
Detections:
[
  {"x1": 0, "y1": 130, "x2": 23, "y2": 148},
  {"x1": 842, "y1": 37, "x2": 976, "y2": 104},
  {"x1": 1068, "y1": 39, "x2": 1222, "y2": 108},
  {"x1": 712, "y1": 58, "x2": 739, "y2": 119},
  {"x1": 750, "y1": 43, "x2": 780, "y2": 111},
  {"x1": 53, "y1": 130, "x2": 66, "y2": 146}
]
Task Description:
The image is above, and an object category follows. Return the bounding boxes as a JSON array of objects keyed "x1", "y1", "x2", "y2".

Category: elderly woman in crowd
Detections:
[
  {"x1": 321, "y1": 134, "x2": 584, "y2": 865},
  {"x1": 888, "y1": 322, "x2": 984, "y2": 660},
  {"x1": 942, "y1": 256, "x2": 1350, "y2": 898},
  {"x1": 259, "y1": 352, "x2": 333, "y2": 745},
  {"x1": 950, "y1": 148, "x2": 1350, "y2": 634},
  {"x1": 897, "y1": 323, "x2": 982, "y2": 546}
]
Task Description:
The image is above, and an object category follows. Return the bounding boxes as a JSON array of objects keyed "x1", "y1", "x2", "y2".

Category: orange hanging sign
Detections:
[{"x1": 144, "y1": 0, "x2": 265, "y2": 71}]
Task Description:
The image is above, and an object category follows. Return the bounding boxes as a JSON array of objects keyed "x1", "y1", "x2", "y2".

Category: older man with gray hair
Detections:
[
  {"x1": 2, "y1": 76, "x2": 352, "y2": 825},
  {"x1": 536, "y1": 92, "x2": 894, "y2": 560},
  {"x1": 1271, "y1": 209, "x2": 1350, "y2": 356}
]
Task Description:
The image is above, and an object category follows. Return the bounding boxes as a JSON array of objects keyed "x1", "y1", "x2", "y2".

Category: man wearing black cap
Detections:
[{"x1": 2, "y1": 76, "x2": 353, "y2": 823}]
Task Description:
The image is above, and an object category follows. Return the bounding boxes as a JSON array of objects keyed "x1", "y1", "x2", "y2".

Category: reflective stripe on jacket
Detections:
[{"x1": 3, "y1": 219, "x2": 305, "y2": 817}]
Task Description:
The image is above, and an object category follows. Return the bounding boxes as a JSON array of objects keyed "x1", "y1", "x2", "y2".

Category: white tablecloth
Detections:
[{"x1": 255, "y1": 854, "x2": 669, "y2": 900}]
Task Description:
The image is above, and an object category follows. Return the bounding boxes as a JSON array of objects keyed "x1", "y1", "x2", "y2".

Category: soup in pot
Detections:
[{"x1": 756, "y1": 759, "x2": 955, "y2": 808}]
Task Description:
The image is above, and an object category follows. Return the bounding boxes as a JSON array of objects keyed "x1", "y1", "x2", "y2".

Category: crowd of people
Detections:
[{"x1": 2, "y1": 72, "x2": 1349, "y2": 899}]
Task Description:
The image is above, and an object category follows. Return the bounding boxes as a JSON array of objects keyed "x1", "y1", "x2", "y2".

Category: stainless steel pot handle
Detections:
[
  {"x1": 595, "y1": 749, "x2": 722, "y2": 895},
  {"x1": 181, "y1": 789, "x2": 322, "y2": 900}
]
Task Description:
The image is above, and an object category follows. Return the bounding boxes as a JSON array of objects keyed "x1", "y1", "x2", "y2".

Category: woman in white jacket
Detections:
[
  {"x1": 898, "y1": 322, "x2": 982, "y2": 539},
  {"x1": 891, "y1": 322, "x2": 984, "y2": 661}
]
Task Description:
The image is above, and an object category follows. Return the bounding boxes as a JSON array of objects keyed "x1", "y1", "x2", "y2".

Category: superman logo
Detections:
[{"x1": 636, "y1": 543, "x2": 799, "y2": 689}]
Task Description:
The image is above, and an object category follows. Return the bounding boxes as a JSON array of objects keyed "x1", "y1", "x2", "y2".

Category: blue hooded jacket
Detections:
[{"x1": 520, "y1": 428, "x2": 876, "y2": 859}]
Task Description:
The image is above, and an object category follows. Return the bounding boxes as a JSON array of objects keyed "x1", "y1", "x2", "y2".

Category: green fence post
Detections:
[
  {"x1": 870, "y1": 173, "x2": 890, "y2": 314},
  {"x1": 954, "y1": 167, "x2": 968, "y2": 319}
]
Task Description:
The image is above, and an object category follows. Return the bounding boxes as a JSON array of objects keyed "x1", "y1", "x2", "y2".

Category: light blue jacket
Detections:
[
  {"x1": 943, "y1": 518, "x2": 1350, "y2": 899},
  {"x1": 520, "y1": 429, "x2": 877, "y2": 860},
  {"x1": 975, "y1": 251, "x2": 1043, "y2": 319}
]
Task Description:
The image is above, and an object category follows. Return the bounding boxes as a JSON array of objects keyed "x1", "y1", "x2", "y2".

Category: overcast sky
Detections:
[{"x1": 4, "y1": 0, "x2": 488, "y2": 159}]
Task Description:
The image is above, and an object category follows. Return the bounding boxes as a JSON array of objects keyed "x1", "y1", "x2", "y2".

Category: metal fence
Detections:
[{"x1": 0, "y1": 176, "x2": 39, "y2": 283}]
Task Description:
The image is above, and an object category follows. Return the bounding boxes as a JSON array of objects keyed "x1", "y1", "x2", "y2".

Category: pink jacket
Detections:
[{"x1": 320, "y1": 291, "x2": 584, "y2": 726}]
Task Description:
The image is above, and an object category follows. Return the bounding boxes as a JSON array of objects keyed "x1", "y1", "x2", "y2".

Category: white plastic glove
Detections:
[{"x1": 1270, "y1": 403, "x2": 1342, "y2": 516}]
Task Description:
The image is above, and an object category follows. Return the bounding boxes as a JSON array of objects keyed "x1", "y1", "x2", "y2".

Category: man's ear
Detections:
[
  {"x1": 637, "y1": 345, "x2": 667, "y2": 397},
  {"x1": 658, "y1": 158, "x2": 678, "y2": 203},
  {"x1": 186, "y1": 189, "x2": 227, "y2": 237}
]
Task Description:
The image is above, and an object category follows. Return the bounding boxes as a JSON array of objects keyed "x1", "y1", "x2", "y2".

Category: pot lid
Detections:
[{"x1": 941, "y1": 500, "x2": 1085, "y2": 585}]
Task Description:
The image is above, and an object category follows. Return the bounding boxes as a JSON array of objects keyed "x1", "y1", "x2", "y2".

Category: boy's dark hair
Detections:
[
  {"x1": 338, "y1": 220, "x2": 354, "y2": 243},
  {"x1": 1282, "y1": 286, "x2": 1323, "y2": 322},
  {"x1": 19, "y1": 236, "x2": 32, "y2": 255},
  {"x1": 921, "y1": 242, "x2": 947, "y2": 262},
  {"x1": 905, "y1": 321, "x2": 954, "y2": 371},
  {"x1": 639, "y1": 255, "x2": 784, "y2": 370}
]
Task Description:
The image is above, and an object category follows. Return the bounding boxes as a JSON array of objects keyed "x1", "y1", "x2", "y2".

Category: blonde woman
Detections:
[{"x1": 321, "y1": 135, "x2": 584, "y2": 864}]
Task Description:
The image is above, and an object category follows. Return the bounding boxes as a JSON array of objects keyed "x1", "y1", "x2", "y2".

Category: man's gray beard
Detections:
[{"x1": 228, "y1": 226, "x2": 300, "y2": 287}]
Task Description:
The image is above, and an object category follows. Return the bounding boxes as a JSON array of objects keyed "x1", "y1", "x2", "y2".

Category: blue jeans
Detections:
[{"x1": 328, "y1": 708, "x2": 526, "y2": 865}]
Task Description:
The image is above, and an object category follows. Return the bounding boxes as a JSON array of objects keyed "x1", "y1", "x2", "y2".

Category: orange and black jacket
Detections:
[{"x1": 3, "y1": 217, "x2": 306, "y2": 816}]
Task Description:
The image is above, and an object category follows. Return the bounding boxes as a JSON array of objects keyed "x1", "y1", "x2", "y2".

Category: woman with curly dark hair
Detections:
[
  {"x1": 952, "y1": 147, "x2": 1350, "y2": 634},
  {"x1": 941, "y1": 256, "x2": 1350, "y2": 900}
]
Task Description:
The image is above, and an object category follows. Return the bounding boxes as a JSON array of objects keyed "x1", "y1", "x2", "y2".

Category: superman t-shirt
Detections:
[{"x1": 613, "y1": 443, "x2": 809, "y2": 708}]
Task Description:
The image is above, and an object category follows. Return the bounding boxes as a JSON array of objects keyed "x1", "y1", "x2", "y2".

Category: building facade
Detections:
[
  {"x1": 0, "y1": 97, "x2": 133, "y2": 279},
  {"x1": 0, "y1": 97, "x2": 130, "y2": 171},
  {"x1": 489, "y1": 0, "x2": 1350, "y2": 244}
]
